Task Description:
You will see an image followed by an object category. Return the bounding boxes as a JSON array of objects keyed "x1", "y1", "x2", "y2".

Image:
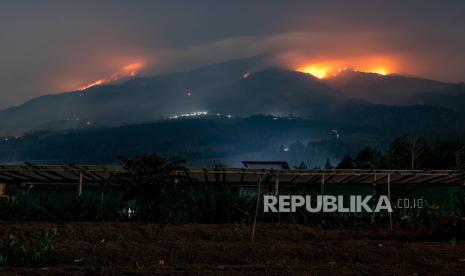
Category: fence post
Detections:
[
  {"x1": 274, "y1": 174, "x2": 280, "y2": 195},
  {"x1": 0, "y1": 183, "x2": 5, "y2": 196},
  {"x1": 321, "y1": 173, "x2": 325, "y2": 194},
  {"x1": 78, "y1": 170, "x2": 83, "y2": 198},
  {"x1": 387, "y1": 173, "x2": 393, "y2": 230},
  {"x1": 321, "y1": 173, "x2": 325, "y2": 225},
  {"x1": 371, "y1": 174, "x2": 377, "y2": 224},
  {"x1": 251, "y1": 175, "x2": 263, "y2": 242}
]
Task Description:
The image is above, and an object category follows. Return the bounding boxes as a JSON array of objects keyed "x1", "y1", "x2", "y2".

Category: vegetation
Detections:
[
  {"x1": 0, "y1": 228, "x2": 59, "y2": 267},
  {"x1": 337, "y1": 135, "x2": 465, "y2": 170},
  {"x1": 0, "y1": 148, "x2": 462, "y2": 229}
]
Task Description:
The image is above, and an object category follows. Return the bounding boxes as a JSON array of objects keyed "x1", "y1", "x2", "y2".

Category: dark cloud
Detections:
[{"x1": 0, "y1": 0, "x2": 464, "y2": 108}]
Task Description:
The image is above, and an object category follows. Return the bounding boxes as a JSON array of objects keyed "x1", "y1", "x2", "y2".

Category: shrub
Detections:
[{"x1": 0, "y1": 227, "x2": 59, "y2": 267}]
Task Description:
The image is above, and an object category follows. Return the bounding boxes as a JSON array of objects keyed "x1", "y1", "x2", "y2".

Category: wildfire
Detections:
[
  {"x1": 77, "y1": 62, "x2": 144, "y2": 91},
  {"x1": 297, "y1": 64, "x2": 391, "y2": 79},
  {"x1": 369, "y1": 67, "x2": 388, "y2": 75},
  {"x1": 297, "y1": 64, "x2": 330, "y2": 79},
  {"x1": 77, "y1": 79, "x2": 106, "y2": 91},
  {"x1": 295, "y1": 57, "x2": 395, "y2": 79}
]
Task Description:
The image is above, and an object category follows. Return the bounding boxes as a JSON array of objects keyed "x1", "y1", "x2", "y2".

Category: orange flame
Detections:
[
  {"x1": 77, "y1": 62, "x2": 144, "y2": 91},
  {"x1": 297, "y1": 64, "x2": 330, "y2": 79},
  {"x1": 294, "y1": 57, "x2": 395, "y2": 79},
  {"x1": 297, "y1": 64, "x2": 391, "y2": 78}
]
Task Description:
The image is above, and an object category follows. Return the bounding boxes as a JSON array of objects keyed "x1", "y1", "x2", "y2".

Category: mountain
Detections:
[
  {"x1": 406, "y1": 83, "x2": 465, "y2": 114},
  {"x1": 324, "y1": 70, "x2": 450, "y2": 104},
  {"x1": 0, "y1": 57, "x2": 341, "y2": 136},
  {"x1": 0, "y1": 56, "x2": 462, "y2": 140},
  {"x1": 0, "y1": 113, "x2": 460, "y2": 166},
  {"x1": 0, "y1": 116, "x2": 397, "y2": 166},
  {"x1": 0, "y1": 56, "x2": 463, "y2": 165}
]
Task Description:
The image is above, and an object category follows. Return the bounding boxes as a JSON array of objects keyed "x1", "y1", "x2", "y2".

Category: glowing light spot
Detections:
[{"x1": 242, "y1": 72, "x2": 250, "y2": 79}]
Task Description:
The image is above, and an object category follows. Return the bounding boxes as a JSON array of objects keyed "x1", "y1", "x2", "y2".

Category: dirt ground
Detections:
[{"x1": 0, "y1": 222, "x2": 464, "y2": 275}]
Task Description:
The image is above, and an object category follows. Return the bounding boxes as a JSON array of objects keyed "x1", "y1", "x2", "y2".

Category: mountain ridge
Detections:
[{"x1": 0, "y1": 56, "x2": 463, "y2": 136}]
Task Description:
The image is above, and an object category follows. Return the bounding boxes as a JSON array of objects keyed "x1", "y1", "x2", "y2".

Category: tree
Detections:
[
  {"x1": 456, "y1": 147, "x2": 465, "y2": 172},
  {"x1": 294, "y1": 161, "x2": 308, "y2": 170},
  {"x1": 386, "y1": 135, "x2": 428, "y2": 169},
  {"x1": 337, "y1": 154, "x2": 354, "y2": 169},
  {"x1": 116, "y1": 154, "x2": 187, "y2": 222},
  {"x1": 407, "y1": 136, "x2": 428, "y2": 170},
  {"x1": 324, "y1": 158, "x2": 333, "y2": 169},
  {"x1": 355, "y1": 147, "x2": 384, "y2": 169},
  {"x1": 386, "y1": 136, "x2": 412, "y2": 169}
]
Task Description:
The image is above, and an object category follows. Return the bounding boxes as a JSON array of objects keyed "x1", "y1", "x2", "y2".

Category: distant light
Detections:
[
  {"x1": 169, "y1": 111, "x2": 208, "y2": 120},
  {"x1": 283, "y1": 147, "x2": 290, "y2": 152},
  {"x1": 86, "y1": 121, "x2": 92, "y2": 126},
  {"x1": 227, "y1": 114, "x2": 232, "y2": 118},
  {"x1": 242, "y1": 72, "x2": 250, "y2": 79}
]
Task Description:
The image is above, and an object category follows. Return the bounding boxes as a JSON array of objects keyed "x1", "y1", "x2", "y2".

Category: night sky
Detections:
[{"x1": 1, "y1": 0, "x2": 464, "y2": 108}]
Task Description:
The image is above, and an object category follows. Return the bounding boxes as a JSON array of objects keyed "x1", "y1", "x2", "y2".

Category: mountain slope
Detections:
[
  {"x1": 0, "y1": 57, "x2": 462, "y2": 138},
  {"x1": 407, "y1": 83, "x2": 465, "y2": 114},
  {"x1": 0, "y1": 58, "x2": 342, "y2": 135},
  {"x1": 324, "y1": 70, "x2": 450, "y2": 104}
]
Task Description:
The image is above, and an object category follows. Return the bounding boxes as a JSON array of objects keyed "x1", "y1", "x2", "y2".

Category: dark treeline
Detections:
[{"x1": 335, "y1": 135, "x2": 465, "y2": 170}]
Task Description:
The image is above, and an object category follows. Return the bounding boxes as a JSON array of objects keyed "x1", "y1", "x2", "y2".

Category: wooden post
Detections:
[
  {"x1": 251, "y1": 175, "x2": 262, "y2": 242},
  {"x1": 78, "y1": 170, "x2": 83, "y2": 198},
  {"x1": 321, "y1": 174, "x2": 325, "y2": 225},
  {"x1": 274, "y1": 174, "x2": 280, "y2": 195},
  {"x1": 321, "y1": 174, "x2": 325, "y2": 194},
  {"x1": 387, "y1": 174, "x2": 393, "y2": 230},
  {"x1": 0, "y1": 183, "x2": 5, "y2": 196},
  {"x1": 371, "y1": 174, "x2": 377, "y2": 224}
]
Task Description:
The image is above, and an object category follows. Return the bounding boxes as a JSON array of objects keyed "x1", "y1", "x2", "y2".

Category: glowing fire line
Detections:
[
  {"x1": 297, "y1": 65, "x2": 390, "y2": 79},
  {"x1": 77, "y1": 62, "x2": 144, "y2": 91}
]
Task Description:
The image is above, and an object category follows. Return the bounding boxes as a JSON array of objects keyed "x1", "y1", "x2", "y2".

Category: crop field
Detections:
[
  {"x1": 1, "y1": 222, "x2": 465, "y2": 275},
  {"x1": 0, "y1": 162, "x2": 464, "y2": 274}
]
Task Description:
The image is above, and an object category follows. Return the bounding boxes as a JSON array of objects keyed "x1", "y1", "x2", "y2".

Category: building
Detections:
[{"x1": 242, "y1": 161, "x2": 290, "y2": 170}]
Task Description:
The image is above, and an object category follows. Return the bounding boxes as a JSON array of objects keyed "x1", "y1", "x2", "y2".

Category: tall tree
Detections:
[{"x1": 337, "y1": 154, "x2": 354, "y2": 169}]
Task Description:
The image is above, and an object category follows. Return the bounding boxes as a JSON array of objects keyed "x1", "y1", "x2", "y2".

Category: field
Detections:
[{"x1": 0, "y1": 222, "x2": 464, "y2": 275}]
